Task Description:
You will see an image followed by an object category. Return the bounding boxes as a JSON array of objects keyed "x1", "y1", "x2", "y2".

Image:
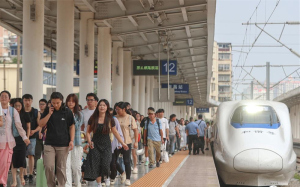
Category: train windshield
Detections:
[{"x1": 231, "y1": 105, "x2": 280, "y2": 129}]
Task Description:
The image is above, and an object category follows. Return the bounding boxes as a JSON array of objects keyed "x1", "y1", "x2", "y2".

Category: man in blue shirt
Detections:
[
  {"x1": 195, "y1": 114, "x2": 206, "y2": 154},
  {"x1": 144, "y1": 107, "x2": 164, "y2": 168},
  {"x1": 185, "y1": 117, "x2": 199, "y2": 155}
]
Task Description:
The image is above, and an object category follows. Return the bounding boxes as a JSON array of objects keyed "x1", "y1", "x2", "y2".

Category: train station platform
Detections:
[{"x1": 7, "y1": 150, "x2": 219, "y2": 187}]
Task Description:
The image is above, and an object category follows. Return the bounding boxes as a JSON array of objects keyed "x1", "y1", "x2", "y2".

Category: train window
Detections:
[{"x1": 231, "y1": 105, "x2": 280, "y2": 129}]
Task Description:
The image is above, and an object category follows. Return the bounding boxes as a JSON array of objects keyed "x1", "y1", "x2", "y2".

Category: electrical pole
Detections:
[
  {"x1": 266, "y1": 62, "x2": 270, "y2": 100},
  {"x1": 3, "y1": 59, "x2": 6, "y2": 90},
  {"x1": 251, "y1": 81, "x2": 253, "y2": 99}
]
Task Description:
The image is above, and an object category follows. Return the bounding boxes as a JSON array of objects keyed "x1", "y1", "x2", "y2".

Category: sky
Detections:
[{"x1": 214, "y1": 0, "x2": 300, "y2": 99}]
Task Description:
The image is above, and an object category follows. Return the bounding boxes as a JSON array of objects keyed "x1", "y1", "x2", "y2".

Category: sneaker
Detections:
[
  {"x1": 205, "y1": 148, "x2": 209, "y2": 151},
  {"x1": 101, "y1": 182, "x2": 105, "y2": 186},
  {"x1": 125, "y1": 179, "x2": 131, "y2": 186},
  {"x1": 169, "y1": 154, "x2": 172, "y2": 157},
  {"x1": 97, "y1": 184, "x2": 102, "y2": 187},
  {"x1": 131, "y1": 167, "x2": 133, "y2": 171},
  {"x1": 120, "y1": 173, "x2": 126, "y2": 184},
  {"x1": 24, "y1": 175, "x2": 29, "y2": 183},
  {"x1": 105, "y1": 178, "x2": 110, "y2": 186},
  {"x1": 132, "y1": 167, "x2": 138, "y2": 174},
  {"x1": 156, "y1": 161, "x2": 160, "y2": 168},
  {"x1": 144, "y1": 161, "x2": 149, "y2": 166},
  {"x1": 33, "y1": 170, "x2": 37, "y2": 175},
  {"x1": 149, "y1": 164, "x2": 153, "y2": 168},
  {"x1": 175, "y1": 149, "x2": 178, "y2": 152},
  {"x1": 160, "y1": 161, "x2": 162, "y2": 164},
  {"x1": 29, "y1": 175, "x2": 33, "y2": 183},
  {"x1": 110, "y1": 179, "x2": 116, "y2": 185}
]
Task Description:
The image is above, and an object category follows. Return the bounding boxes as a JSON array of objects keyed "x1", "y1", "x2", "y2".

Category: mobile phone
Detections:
[{"x1": 51, "y1": 104, "x2": 53, "y2": 108}]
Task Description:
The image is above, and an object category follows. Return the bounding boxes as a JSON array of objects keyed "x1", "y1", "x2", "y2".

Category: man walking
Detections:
[
  {"x1": 81, "y1": 93, "x2": 98, "y2": 132},
  {"x1": 144, "y1": 107, "x2": 164, "y2": 168},
  {"x1": 22, "y1": 94, "x2": 41, "y2": 183},
  {"x1": 168, "y1": 114, "x2": 180, "y2": 156},
  {"x1": 195, "y1": 114, "x2": 206, "y2": 154},
  {"x1": 185, "y1": 117, "x2": 199, "y2": 155}
]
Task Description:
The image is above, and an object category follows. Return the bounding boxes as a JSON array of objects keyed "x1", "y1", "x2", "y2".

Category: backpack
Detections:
[
  {"x1": 10, "y1": 106, "x2": 19, "y2": 137},
  {"x1": 146, "y1": 118, "x2": 161, "y2": 138}
]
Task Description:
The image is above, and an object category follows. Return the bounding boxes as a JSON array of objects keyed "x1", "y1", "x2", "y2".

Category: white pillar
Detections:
[
  {"x1": 112, "y1": 42, "x2": 123, "y2": 104},
  {"x1": 191, "y1": 106, "x2": 195, "y2": 119},
  {"x1": 123, "y1": 51, "x2": 132, "y2": 104},
  {"x1": 139, "y1": 76, "x2": 146, "y2": 115},
  {"x1": 22, "y1": 0, "x2": 44, "y2": 107},
  {"x1": 150, "y1": 76, "x2": 154, "y2": 108},
  {"x1": 188, "y1": 106, "x2": 191, "y2": 119},
  {"x1": 145, "y1": 76, "x2": 151, "y2": 110},
  {"x1": 56, "y1": 1, "x2": 74, "y2": 98},
  {"x1": 98, "y1": 27, "x2": 112, "y2": 103},
  {"x1": 79, "y1": 12, "x2": 94, "y2": 106},
  {"x1": 183, "y1": 106, "x2": 187, "y2": 120},
  {"x1": 132, "y1": 76, "x2": 139, "y2": 111}
]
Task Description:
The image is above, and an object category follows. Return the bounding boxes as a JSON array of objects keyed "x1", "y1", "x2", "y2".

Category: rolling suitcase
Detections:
[{"x1": 36, "y1": 159, "x2": 48, "y2": 187}]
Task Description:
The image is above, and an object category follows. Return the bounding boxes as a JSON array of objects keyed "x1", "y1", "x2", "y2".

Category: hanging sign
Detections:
[
  {"x1": 161, "y1": 60, "x2": 177, "y2": 75},
  {"x1": 173, "y1": 98, "x2": 193, "y2": 106},
  {"x1": 161, "y1": 84, "x2": 189, "y2": 94},
  {"x1": 196, "y1": 108, "x2": 210, "y2": 113}
]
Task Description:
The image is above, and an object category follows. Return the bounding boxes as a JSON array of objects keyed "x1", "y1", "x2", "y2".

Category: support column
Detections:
[
  {"x1": 188, "y1": 106, "x2": 191, "y2": 119},
  {"x1": 145, "y1": 76, "x2": 151, "y2": 110},
  {"x1": 56, "y1": 1, "x2": 74, "y2": 98},
  {"x1": 150, "y1": 76, "x2": 154, "y2": 108},
  {"x1": 138, "y1": 76, "x2": 146, "y2": 115},
  {"x1": 132, "y1": 76, "x2": 139, "y2": 111},
  {"x1": 22, "y1": 0, "x2": 44, "y2": 107},
  {"x1": 79, "y1": 12, "x2": 94, "y2": 106},
  {"x1": 123, "y1": 50, "x2": 132, "y2": 104},
  {"x1": 98, "y1": 27, "x2": 112, "y2": 103},
  {"x1": 191, "y1": 106, "x2": 195, "y2": 119},
  {"x1": 112, "y1": 42, "x2": 124, "y2": 104},
  {"x1": 183, "y1": 106, "x2": 187, "y2": 120}
]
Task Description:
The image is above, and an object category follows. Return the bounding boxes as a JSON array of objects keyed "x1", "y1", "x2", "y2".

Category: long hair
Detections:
[
  {"x1": 14, "y1": 98, "x2": 25, "y2": 114},
  {"x1": 66, "y1": 94, "x2": 81, "y2": 118},
  {"x1": 88, "y1": 99, "x2": 115, "y2": 134}
]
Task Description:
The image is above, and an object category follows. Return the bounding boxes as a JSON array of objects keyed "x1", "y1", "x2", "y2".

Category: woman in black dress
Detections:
[
  {"x1": 84, "y1": 99, "x2": 128, "y2": 187},
  {"x1": 11, "y1": 98, "x2": 31, "y2": 187}
]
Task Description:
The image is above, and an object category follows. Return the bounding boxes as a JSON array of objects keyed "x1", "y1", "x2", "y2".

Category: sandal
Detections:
[
  {"x1": 10, "y1": 182, "x2": 17, "y2": 187},
  {"x1": 21, "y1": 179, "x2": 26, "y2": 186}
]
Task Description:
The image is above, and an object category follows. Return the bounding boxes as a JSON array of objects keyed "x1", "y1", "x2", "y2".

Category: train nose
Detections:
[{"x1": 234, "y1": 149, "x2": 283, "y2": 173}]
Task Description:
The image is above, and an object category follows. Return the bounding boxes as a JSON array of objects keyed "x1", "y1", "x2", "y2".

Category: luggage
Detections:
[{"x1": 36, "y1": 159, "x2": 48, "y2": 187}]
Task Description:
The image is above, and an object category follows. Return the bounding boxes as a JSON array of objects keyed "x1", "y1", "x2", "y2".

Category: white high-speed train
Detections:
[{"x1": 213, "y1": 100, "x2": 296, "y2": 186}]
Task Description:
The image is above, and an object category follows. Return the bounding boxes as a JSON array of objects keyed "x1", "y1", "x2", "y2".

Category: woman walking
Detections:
[
  {"x1": 84, "y1": 99, "x2": 128, "y2": 187},
  {"x1": 112, "y1": 102, "x2": 138, "y2": 186},
  {"x1": 0, "y1": 91, "x2": 30, "y2": 187},
  {"x1": 11, "y1": 98, "x2": 31, "y2": 187},
  {"x1": 65, "y1": 94, "x2": 83, "y2": 187}
]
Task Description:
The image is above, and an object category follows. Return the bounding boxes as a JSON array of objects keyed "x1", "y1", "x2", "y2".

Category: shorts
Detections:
[{"x1": 26, "y1": 138, "x2": 36, "y2": 156}]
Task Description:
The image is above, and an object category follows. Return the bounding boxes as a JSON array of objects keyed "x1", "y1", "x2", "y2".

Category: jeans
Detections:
[
  {"x1": 199, "y1": 136, "x2": 205, "y2": 152},
  {"x1": 188, "y1": 135, "x2": 198, "y2": 154},
  {"x1": 110, "y1": 144, "x2": 131, "y2": 180},
  {"x1": 168, "y1": 135, "x2": 175, "y2": 154},
  {"x1": 176, "y1": 135, "x2": 181, "y2": 150},
  {"x1": 110, "y1": 148, "x2": 125, "y2": 180}
]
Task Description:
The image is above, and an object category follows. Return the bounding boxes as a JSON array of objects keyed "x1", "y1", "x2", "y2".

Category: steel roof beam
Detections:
[
  {"x1": 81, "y1": 0, "x2": 96, "y2": 12},
  {"x1": 111, "y1": 21, "x2": 206, "y2": 36},
  {"x1": 94, "y1": 3, "x2": 206, "y2": 22},
  {"x1": 124, "y1": 36, "x2": 206, "y2": 49}
]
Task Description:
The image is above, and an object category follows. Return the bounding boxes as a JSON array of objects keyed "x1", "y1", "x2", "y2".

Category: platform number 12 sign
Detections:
[
  {"x1": 161, "y1": 60, "x2": 177, "y2": 75},
  {"x1": 186, "y1": 99, "x2": 193, "y2": 106}
]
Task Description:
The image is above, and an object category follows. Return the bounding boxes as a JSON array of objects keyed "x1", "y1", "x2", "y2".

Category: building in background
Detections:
[{"x1": 202, "y1": 41, "x2": 233, "y2": 120}]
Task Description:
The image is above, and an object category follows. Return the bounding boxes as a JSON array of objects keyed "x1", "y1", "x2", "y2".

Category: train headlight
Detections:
[{"x1": 244, "y1": 105, "x2": 265, "y2": 114}]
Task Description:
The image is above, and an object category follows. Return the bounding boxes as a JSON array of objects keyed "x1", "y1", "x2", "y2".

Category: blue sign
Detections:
[
  {"x1": 161, "y1": 60, "x2": 177, "y2": 75},
  {"x1": 186, "y1": 99, "x2": 193, "y2": 106},
  {"x1": 161, "y1": 83, "x2": 189, "y2": 94},
  {"x1": 196, "y1": 108, "x2": 209, "y2": 113}
]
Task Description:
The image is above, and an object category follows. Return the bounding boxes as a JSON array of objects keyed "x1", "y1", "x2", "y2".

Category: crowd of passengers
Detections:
[{"x1": 0, "y1": 90, "x2": 214, "y2": 187}]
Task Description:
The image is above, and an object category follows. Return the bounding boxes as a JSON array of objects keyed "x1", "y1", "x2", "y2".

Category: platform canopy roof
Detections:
[{"x1": 0, "y1": 0, "x2": 218, "y2": 108}]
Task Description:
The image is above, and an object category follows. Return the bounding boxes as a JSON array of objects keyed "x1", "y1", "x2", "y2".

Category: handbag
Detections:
[
  {"x1": 136, "y1": 148, "x2": 145, "y2": 156},
  {"x1": 162, "y1": 141, "x2": 169, "y2": 163}
]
